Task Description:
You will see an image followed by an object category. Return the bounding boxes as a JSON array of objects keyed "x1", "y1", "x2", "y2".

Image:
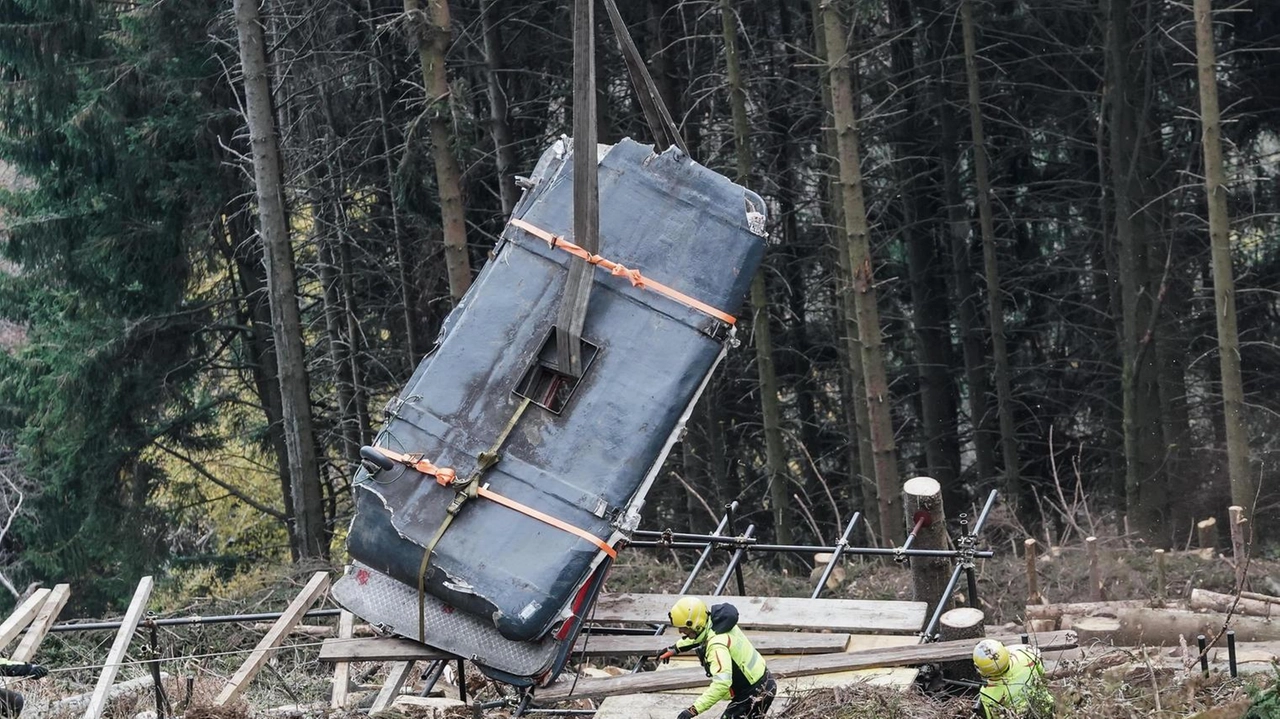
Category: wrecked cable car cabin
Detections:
[{"x1": 332, "y1": 137, "x2": 767, "y2": 687}]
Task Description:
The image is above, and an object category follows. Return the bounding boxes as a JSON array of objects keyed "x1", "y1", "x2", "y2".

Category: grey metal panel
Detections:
[{"x1": 344, "y1": 137, "x2": 766, "y2": 649}]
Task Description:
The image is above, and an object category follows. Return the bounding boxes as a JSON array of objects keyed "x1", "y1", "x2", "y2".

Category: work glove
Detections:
[
  {"x1": 26, "y1": 664, "x2": 48, "y2": 680},
  {"x1": 676, "y1": 706, "x2": 698, "y2": 719},
  {"x1": 658, "y1": 647, "x2": 677, "y2": 664}
]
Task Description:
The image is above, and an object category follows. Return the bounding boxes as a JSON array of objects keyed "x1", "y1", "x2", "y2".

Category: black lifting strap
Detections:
[
  {"x1": 555, "y1": 0, "x2": 600, "y2": 379},
  {"x1": 601, "y1": 0, "x2": 688, "y2": 156},
  {"x1": 554, "y1": 0, "x2": 690, "y2": 379}
]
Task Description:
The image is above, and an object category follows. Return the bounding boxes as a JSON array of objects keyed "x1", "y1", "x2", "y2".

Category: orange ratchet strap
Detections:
[
  {"x1": 477, "y1": 486, "x2": 617, "y2": 558},
  {"x1": 508, "y1": 218, "x2": 737, "y2": 326},
  {"x1": 369, "y1": 447, "x2": 457, "y2": 486},
  {"x1": 368, "y1": 447, "x2": 616, "y2": 558}
]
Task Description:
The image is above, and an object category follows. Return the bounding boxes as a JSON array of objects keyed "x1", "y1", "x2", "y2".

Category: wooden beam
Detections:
[
  {"x1": 590, "y1": 594, "x2": 927, "y2": 634},
  {"x1": 536, "y1": 631, "x2": 1077, "y2": 702},
  {"x1": 12, "y1": 583, "x2": 70, "y2": 662},
  {"x1": 214, "y1": 571, "x2": 330, "y2": 706},
  {"x1": 330, "y1": 610, "x2": 355, "y2": 709},
  {"x1": 320, "y1": 630, "x2": 851, "y2": 664},
  {"x1": 0, "y1": 588, "x2": 50, "y2": 651},
  {"x1": 370, "y1": 661, "x2": 417, "y2": 713},
  {"x1": 83, "y1": 576, "x2": 154, "y2": 719}
]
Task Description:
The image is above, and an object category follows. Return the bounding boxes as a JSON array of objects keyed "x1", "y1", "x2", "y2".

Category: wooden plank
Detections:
[
  {"x1": 573, "y1": 631, "x2": 851, "y2": 658},
  {"x1": 370, "y1": 661, "x2": 417, "y2": 713},
  {"x1": 12, "y1": 583, "x2": 69, "y2": 662},
  {"x1": 320, "y1": 630, "x2": 851, "y2": 664},
  {"x1": 330, "y1": 610, "x2": 355, "y2": 709},
  {"x1": 591, "y1": 594, "x2": 927, "y2": 634},
  {"x1": 214, "y1": 571, "x2": 330, "y2": 706},
  {"x1": 320, "y1": 636, "x2": 457, "y2": 663},
  {"x1": 0, "y1": 588, "x2": 50, "y2": 651},
  {"x1": 83, "y1": 576, "x2": 154, "y2": 719},
  {"x1": 595, "y1": 692, "x2": 790, "y2": 719},
  {"x1": 537, "y1": 630, "x2": 1077, "y2": 702}
]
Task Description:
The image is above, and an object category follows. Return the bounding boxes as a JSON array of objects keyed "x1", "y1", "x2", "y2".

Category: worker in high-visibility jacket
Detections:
[
  {"x1": 972, "y1": 639, "x2": 1054, "y2": 718},
  {"x1": 662, "y1": 596, "x2": 776, "y2": 719}
]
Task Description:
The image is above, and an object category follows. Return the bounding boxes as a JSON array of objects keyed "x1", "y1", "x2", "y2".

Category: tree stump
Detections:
[
  {"x1": 1229, "y1": 506, "x2": 1248, "y2": 592},
  {"x1": 1196, "y1": 517, "x2": 1217, "y2": 551},
  {"x1": 1086, "y1": 536, "x2": 1104, "y2": 601},
  {"x1": 1024, "y1": 538, "x2": 1043, "y2": 605},
  {"x1": 938, "y1": 607, "x2": 985, "y2": 683},
  {"x1": 903, "y1": 476, "x2": 951, "y2": 617}
]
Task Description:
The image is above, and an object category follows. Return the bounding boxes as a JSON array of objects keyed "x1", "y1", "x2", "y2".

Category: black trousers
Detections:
[
  {"x1": 0, "y1": 688, "x2": 23, "y2": 718},
  {"x1": 723, "y1": 672, "x2": 776, "y2": 719}
]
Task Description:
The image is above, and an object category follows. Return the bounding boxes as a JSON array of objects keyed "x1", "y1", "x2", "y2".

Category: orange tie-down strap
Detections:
[
  {"x1": 369, "y1": 447, "x2": 617, "y2": 558},
  {"x1": 508, "y1": 218, "x2": 737, "y2": 326},
  {"x1": 477, "y1": 485, "x2": 617, "y2": 558}
]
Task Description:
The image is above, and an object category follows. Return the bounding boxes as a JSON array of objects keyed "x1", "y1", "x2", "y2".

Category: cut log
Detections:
[
  {"x1": 49, "y1": 672, "x2": 170, "y2": 716},
  {"x1": 1242, "y1": 591, "x2": 1280, "y2": 605},
  {"x1": 535, "y1": 631, "x2": 1077, "y2": 702},
  {"x1": 938, "y1": 607, "x2": 984, "y2": 682},
  {"x1": 1189, "y1": 589, "x2": 1279, "y2": 618},
  {"x1": 903, "y1": 477, "x2": 951, "y2": 618},
  {"x1": 1024, "y1": 599, "x2": 1164, "y2": 622},
  {"x1": 1076, "y1": 608, "x2": 1280, "y2": 646},
  {"x1": 1073, "y1": 617, "x2": 1121, "y2": 646},
  {"x1": 590, "y1": 594, "x2": 927, "y2": 634}
]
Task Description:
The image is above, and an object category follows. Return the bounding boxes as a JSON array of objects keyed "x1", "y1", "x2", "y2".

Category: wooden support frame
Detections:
[
  {"x1": 330, "y1": 610, "x2": 355, "y2": 709},
  {"x1": 214, "y1": 571, "x2": 330, "y2": 706},
  {"x1": 0, "y1": 588, "x2": 51, "y2": 650},
  {"x1": 84, "y1": 576, "x2": 154, "y2": 719},
  {"x1": 370, "y1": 660, "x2": 417, "y2": 713},
  {"x1": 12, "y1": 583, "x2": 70, "y2": 662}
]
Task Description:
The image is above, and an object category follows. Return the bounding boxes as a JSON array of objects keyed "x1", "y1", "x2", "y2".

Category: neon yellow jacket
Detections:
[
  {"x1": 675, "y1": 603, "x2": 768, "y2": 714},
  {"x1": 978, "y1": 645, "x2": 1054, "y2": 718}
]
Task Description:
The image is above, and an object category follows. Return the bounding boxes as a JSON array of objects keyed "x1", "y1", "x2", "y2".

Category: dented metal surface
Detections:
[{"x1": 337, "y1": 137, "x2": 766, "y2": 682}]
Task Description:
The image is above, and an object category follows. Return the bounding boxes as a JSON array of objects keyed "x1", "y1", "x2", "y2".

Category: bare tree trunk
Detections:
[
  {"x1": 822, "y1": 0, "x2": 904, "y2": 547},
  {"x1": 1106, "y1": 0, "x2": 1166, "y2": 540},
  {"x1": 960, "y1": 0, "x2": 1019, "y2": 510},
  {"x1": 920, "y1": 0, "x2": 997, "y2": 489},
  {"x1": 1193, "y1": 0, "x2": 1253, "y2": 513},
  {"x1": 225, "y1": 209, "x2": 297, "y2": 559},
  {"x1": 479, "y1": 0, "x2": 519, "y2": 218},
  {"x1": 888, "y1": 0, "x2": 960, "y2": 502},
  {"x1": 365, "y1": 0, "x2": 422, "y2": 369},
  {"x1": 405, "y1": 0, "x2": 472, "y2": 301},
  {"x1": 233, "y1": 0, "x2": 326, "y2": 558},
  {"x1": 722, "y1": 0, "x2": 792, "y2": 547},
  {"x1": 810, "y1": 0, "x2": 876, "y2": 537}
]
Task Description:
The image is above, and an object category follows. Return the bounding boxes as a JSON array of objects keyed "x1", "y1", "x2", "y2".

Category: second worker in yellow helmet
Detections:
[{"x1": 665, "y1": 596, "x2": 776, "y2": 719}]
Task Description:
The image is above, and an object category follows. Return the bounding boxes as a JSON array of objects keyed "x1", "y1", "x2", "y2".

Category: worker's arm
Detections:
[
  {"x1": 0, "y1": 659, "x2": 46, "y2": 678},
  {"x1": 689, "y1": 642, "x2": 732, "y2": 714}
]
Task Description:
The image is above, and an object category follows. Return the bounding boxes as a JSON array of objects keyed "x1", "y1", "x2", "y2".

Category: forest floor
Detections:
[{"x1": 19, "y1": 517, "x2": 1280, "y2": 719}]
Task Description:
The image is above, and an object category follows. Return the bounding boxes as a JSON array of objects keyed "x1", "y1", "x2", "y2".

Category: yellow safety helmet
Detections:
[
  {"x1": 668, "y1": 596, "x2": 709, "y2": 634},
  {"x1": 973, "y1": 639, "x2": 1011, "y2": 677}
]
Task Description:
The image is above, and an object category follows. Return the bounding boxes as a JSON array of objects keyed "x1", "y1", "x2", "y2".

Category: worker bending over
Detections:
[
  {"x1": 664, "y1": 596, "x2": 776, "y2": 719},
  {"x1": 972, "y1": 639, "x2": 1054, "y2": 718}
]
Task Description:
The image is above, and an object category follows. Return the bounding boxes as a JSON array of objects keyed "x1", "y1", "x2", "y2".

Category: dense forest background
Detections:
[{"x1": 0, "y1": 0, "x2": 1278, "y2": 611}]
